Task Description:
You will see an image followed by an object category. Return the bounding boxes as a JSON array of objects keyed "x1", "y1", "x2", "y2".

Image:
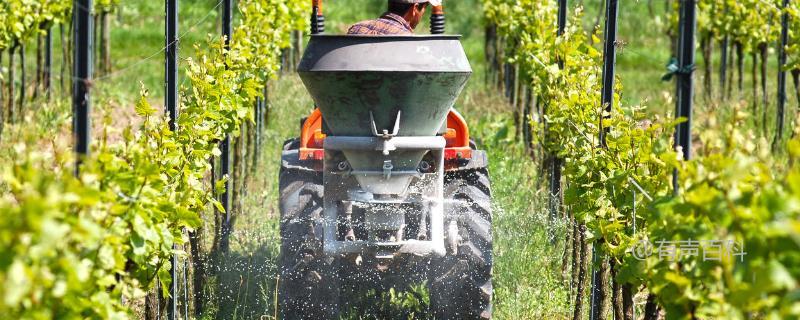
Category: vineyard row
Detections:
[
  {"x1": 0, "y1": 0, "x2": 308, "y2": 318},
  {"x1": 482, "y1": 0, "x2": 800, "y2": 318}
]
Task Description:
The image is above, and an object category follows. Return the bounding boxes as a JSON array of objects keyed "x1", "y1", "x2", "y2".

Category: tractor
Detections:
[{"x1": 278, "y1": 2, "x2": 492, "y2": 319}]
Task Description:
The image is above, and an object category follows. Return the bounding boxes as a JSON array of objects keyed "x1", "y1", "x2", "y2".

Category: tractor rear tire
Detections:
[
  {"x1": 430, "y1": 168, "x2": 493, "y2": 319},
  {"x1": 277, "y1": 159, "x2": 339, "y2": 319}
]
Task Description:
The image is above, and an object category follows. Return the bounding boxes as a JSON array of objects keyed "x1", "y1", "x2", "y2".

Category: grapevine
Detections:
[{"x1": 0, "y1": 0, "x2": 308, "y2": 317}]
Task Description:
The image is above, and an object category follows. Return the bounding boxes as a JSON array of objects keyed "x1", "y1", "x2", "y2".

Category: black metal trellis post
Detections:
[
  {"x1": 548, "y1": 0, "x2": 567, "y2": 245},
  {"x1": 591, "y1": 0, "x2": 618, "y2": 319},
  {"x1": 45, "y1": 28, "x2": 52, "y2": 98},
  {"x1": 719, "y1": 4, "x2": 729, "y2": 99},
  {"x1": 166, "y1": 0, "x2": 179, "y2": 132},
  {"x1": 254, "y1": 84, "x2": 265, "y2": 170},
  {"x1": 557, "y1": 0, "x2": 568, "y2": 37},
  {"x1": 165, "y1": 0, "x2": 179, "y2": 318},
  {"x1": 73, "y1": 0, "x2": 93, "y2": 175},
  {"x1": 598, "y1": 0, "x2": 618, "y2": 146},
  {"x1": 774, "y1": 0, "x2": 790, "y2": 150},
  {"x1": 673, "y1": 0, "x2": 697, "y2": 191},
  {"x1": 219, "y1": 0, "x2": 233, "y2": 254},
  {"x1": 254, "y1": 95, "x2": 261, "y2": 170},
  {"x1": 720, "y1": 34, "x2": 728, "y2": 96}
]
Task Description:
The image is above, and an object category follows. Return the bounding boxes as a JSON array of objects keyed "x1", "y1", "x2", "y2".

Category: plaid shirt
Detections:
[{"x1": 347, "y1": 12, "x2": 413, "y2": 35}]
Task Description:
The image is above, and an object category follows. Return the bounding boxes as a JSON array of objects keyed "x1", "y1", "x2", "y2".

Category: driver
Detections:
[{"x1": 347, "y1": 0, "x2": 441, "y2": 35}]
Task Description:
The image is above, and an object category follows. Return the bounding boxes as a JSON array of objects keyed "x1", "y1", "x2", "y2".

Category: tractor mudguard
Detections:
[{"x1": 281, "y1": 148, "x2": 322, "y2": 173}]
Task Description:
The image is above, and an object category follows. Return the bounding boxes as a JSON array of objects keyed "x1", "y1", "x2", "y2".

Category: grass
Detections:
[
  {"x1": 200, "y1": 74, "x2": 310, "y2": 319},
  {"x1": 471, "y1": 106, "x2": 574, "y2": 319}
]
